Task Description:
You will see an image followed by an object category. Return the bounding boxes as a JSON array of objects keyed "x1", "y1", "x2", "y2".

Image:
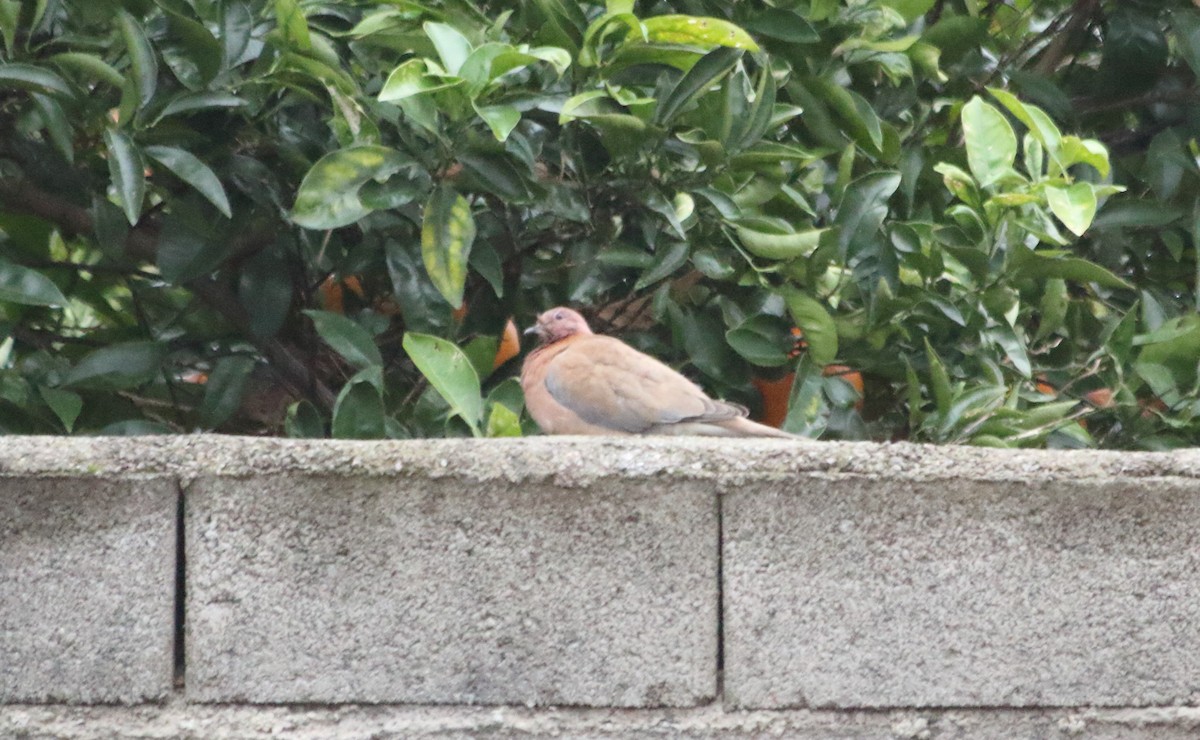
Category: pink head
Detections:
[{"x1": 525, "y1": 307, "x2": 593, "y2": 344}]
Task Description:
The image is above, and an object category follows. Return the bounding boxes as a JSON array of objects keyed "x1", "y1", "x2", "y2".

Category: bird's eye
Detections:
[{"x1": 553, "y1": 311, "x2": 564, "y2": 320}]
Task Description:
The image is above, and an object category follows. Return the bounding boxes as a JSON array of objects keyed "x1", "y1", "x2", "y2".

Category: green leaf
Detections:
[
  {"x1": 402, "y1": 332, "x2": 484, "y2": 435},
  {"x1": 274, "y1": 0, "x2": 311, "y2": 52},
  {"x1": 285, "y1": 400, "x2": 325, "y2": 438},
  {"x1": 784, "y1": 289, "x2": 837, "y2": 366},
  {"x1": 160, "y1": 91, "x2": 247, "y2": 118},
  {"x1": 835, "y1": 171, "x2": 901, "y2": 259},
  {"x1": 304, "y1": 309, "x2": 383, "y2": 369},
  {"x1": 424, "y1": 21, "x2": 473, "y2": 75},
  {"x1": 1036, "y1": 278, "x2": 1068, "y2": 340},
  {"x1": 1045, "y1": 183, "x2": 1098, "y2": 237},
  {"x1": 38, "y1": 386, "x2": 82, "y2": 433},
  {"x1": 238, "y1": 247, "x2": 293, "y2": 339},
  {"x1": 0, "y1": 62, "x2": 74, "y2": 98},
  {"x1": 50, "y1": 53, "x2": 124, "y2": 87},
  {"x1": 642, "y1": 15, "x2": 759, "y2": 51},
  {"x1": 31, "y1": 93, "x2": 73, "y2": 164},
  {"x1": 486, "y1": 401, "x2": 523, "y2": 437},
  {"x1": 199, "y1": 356, "x2": 256, "y2": 429},
  {"x1": 103, "y1": 129, "x2": 146, "y2": 226},
  {"x1": 292, "y1": 146, "x2": 412, "y2": 229},
  {"x1": 0, "y1": 258, "x2": 67, "y2": 306},
  {"x1": 654, "y1": 46, "x2": 742, "y2": 125},
  {"x1": 635, "y1": 240, "x2": 690, "y2": 289},
  {"x1": 156, "y1": 210, "x2": 228, "y2": 283},
  {"x1": 378, "y1": 58, "x2": 464, "y2": 102},
  {"x1": 420, "y1": 185, "x2": 476, "y2": 308},
  {"x1": 782, "y1": 355, "x2": 828, "y2": 437},
  {"x1": 740, "y1": 8, "x2": 819, "y2": 43},
  {"x1": 961, "y1": 96, "x2": 1016, "y2": 187},
  {"x1": 924, "y1": 338, "x2": 952, "y2": 416},
  {"x1": 117, "y1": 10, "x2": 158, "y2": 109},
  {"x1": 331, "y1": 377, "x2": 385, "y2": 439},
  {"x1": 805, "y1": 77, "x2": 883, "y2": 152},
  {"x1": 161, "y1": 7, "x2": 223, "y2": 89},
  {"x1": 985, "y1": 327, "x2": 1031, "y2": 378},
  {"x1": 726, "y1": 314, "x2": 791, "y2": 367},
  {"x1": 473, "y1": 102, "x2": 520, "y2": 141},
  {"x1": 144, "y1": 146, "x2": 232, "y2": 218},
  {"x1": 734, "y1": 223, "x2": 827, "y2": 260},
  {"x1": 62, "y1": 341, "x2": 167, "y2": 390}
]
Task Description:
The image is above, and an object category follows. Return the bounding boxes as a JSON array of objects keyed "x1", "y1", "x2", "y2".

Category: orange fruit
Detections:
[
  {"x1": 493, "y1": 319, "x2": 521, "y2": 369},
  {"x1": 1083, "y1": 388, "x2": 1115, "y2": 408}
]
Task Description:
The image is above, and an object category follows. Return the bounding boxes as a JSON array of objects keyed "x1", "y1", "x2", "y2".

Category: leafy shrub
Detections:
[{"x1": 0, "y1": 0, "x2": 1196, "y2": 447}]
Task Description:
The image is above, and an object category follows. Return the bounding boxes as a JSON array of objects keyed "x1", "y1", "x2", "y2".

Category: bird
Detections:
[{"x1": 520, "y1": 306, "x2": 798, "y2": 438}]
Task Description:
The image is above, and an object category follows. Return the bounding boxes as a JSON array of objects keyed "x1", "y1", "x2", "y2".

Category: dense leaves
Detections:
[{"x1": 0, "y1": 0, "x2": 1197, "y2": 448}]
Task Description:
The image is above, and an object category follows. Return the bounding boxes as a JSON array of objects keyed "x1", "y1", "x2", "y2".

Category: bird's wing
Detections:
[{"x1": 542, "y1": 336, "x2": 746, "y2": 433}]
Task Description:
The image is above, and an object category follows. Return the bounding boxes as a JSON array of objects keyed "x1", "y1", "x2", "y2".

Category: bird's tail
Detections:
[{"x1": 648, "y1": 417, "x2": 801, "y2": 439}]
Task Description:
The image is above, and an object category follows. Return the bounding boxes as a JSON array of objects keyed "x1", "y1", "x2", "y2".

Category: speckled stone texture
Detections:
[
  {"x1": 0, "y1": 475, "x2": 176, "y2": 703},
  {"x1": 184, "y1": 471, "x2": 718, "y2": 706},
  {"x1": 724, "y1": 475, "x2": 1200, "y2": 709}
]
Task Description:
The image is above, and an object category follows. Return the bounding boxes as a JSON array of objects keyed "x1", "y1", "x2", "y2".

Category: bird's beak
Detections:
[{"x1": 523, "y1": 324, "x2": 539, "y2": 336}]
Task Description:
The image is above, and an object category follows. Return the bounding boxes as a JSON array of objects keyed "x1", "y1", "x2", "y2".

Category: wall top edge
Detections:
[{"x1": 0, "y1": 435, "x2": 1197, "y2": 486}]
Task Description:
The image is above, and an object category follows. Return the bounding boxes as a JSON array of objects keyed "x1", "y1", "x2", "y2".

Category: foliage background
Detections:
[{"x1": 0, "y1": 0, "x2": 1197, "y2": 448}]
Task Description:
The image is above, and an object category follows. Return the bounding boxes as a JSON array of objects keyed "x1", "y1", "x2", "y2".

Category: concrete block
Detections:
[
  {"x1": 186, "y1": 470, "x2": 718, "y2": 706},
  {"x1": 0, "y1": 475, "x2": 176, "y2": 703},
  {"x1": 724, "y1": 475, "x2": 1200, "y2": 708}
]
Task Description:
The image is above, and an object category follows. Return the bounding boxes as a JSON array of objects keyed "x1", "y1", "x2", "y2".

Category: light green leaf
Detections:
[
  {"x1": 292, "y1": 145, "x2": 412, "y2": 229},
  {"x1": 424, "y1": 21, "x2": 472, "y2": 75},
  {"x1": 378, "y1": 58, "x2": 464, "y2": 102},
  {"x1": 103, "y1": 128, "x2": 146, "y2": 225},
  {"x1": 0, "y1": 258, "x2": 67, "y2": 306},
  {"x1": 1045, "y1": 182, "x2": 1097, "y2": 237},
  {"x1": 403, "y1": 332, "x2": 484, "y2": 435},
  {"x1": 486, "y1": 401, "x2": 523, "y2": 437},
  {"x1": 274, "y1": 0, "x2": 311, "y2": 52},
  {"x1": 144, "y1": 146, "x2": 232, "y2": 217},
  {"x1": 734, "y1": 223, "x2": 827, "y2": 260},
  {"x1": 961, "y1": 96, "x2": 1016, "y2": 187},
  {"x1": 304, "y1": 309, "x2": 383, "y2": 369},
  {"x1": 421, "y1": 185, "x2": 476, "y2": 308},
  {"x1": 473, "y1": 102, "x2": 520, "y2": 141},
  {"x1": 642, "y1": 15, "x2": 759, "y2": 51}
]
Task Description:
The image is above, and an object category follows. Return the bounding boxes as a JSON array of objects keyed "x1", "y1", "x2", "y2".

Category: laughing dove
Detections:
[{"x1": 520, "y1": 307, "x2": 797, "y2": 438}]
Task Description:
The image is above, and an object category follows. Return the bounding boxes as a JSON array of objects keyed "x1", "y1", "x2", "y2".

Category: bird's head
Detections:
[{"x1": 525, "y1": 307, "x2": 593, "y2": 344}]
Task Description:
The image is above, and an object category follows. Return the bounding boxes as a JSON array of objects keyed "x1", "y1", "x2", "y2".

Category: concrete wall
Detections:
[{"x1": 1, "y1": 436, "x2": 1199, "y2": 737}]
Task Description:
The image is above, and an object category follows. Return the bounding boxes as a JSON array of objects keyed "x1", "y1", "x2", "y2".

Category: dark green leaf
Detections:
[
  {"x1": 304, "y1": 309, "x2": 383, "y2": 368},
  {"x1": 655, "y1": 46, "x2": 742, "y2": 125},
  {"x1": 63, "y1": 341, "x2": 167, "y2": 390},
  {"x1": 0, "y1": 62, "x2": 74, "y2": 98},
  {"x1": 0, "y1": 259, "x2": 67, "y2": 306},
  {"x1": 117, "y1": 10, "x2": 158, "y2": 108},
  {"x1": 199, "y1": 356, "x2": 256, "y2": 429},
  {"x1": 331, "y1": 377, "x2": 385, "y2": 439},
  {"x1": 103, "y1": 129, "x2": 146, "y2": 226},
  {"x1": 726, "y1": 314, "x2": 791, "y2": 366},
  {"x1": 145, "y1": 145, "x2": 232, "y2": 217},
  {"x1": 38, "y1": 386, "x2": 82, "y2": 432},
  {"x1": 285, "y1": 400, "x2": 325, "y2": 438}
]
